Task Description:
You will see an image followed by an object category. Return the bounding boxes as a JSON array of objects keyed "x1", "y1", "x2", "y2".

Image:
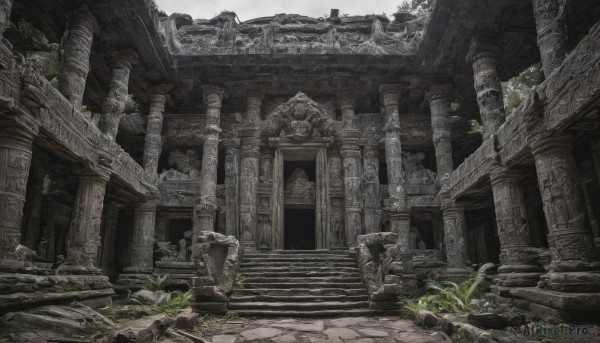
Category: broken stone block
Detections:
[
  {"x1": 112, "y1": 314, "x2": 173, "y2": 343},
  {"x1": 175, "y1": 311, "x2": 199, "y2": 330},
  {"x1": 415, "y1": 310, "x2": 440, "y2": 328}
]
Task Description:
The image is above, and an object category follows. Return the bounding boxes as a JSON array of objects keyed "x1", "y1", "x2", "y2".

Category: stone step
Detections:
[
  {"x1": 232, "y1": 309, "x2": 401, "y2": 317},
  {"x1": 243, "y1": 276, "x2": 362, "y2": 283},
  {"x1": 243, "y1": 282, "x2": 366, "y2": 289},
  {"x1": 234, "y1": 288, "x2": 367, "y2": 296},
  {"x1": 248, "y1": 250, "x2": 351, "y2": 255},
  {"x1": 241, "y1": 261, "x2": 356, "y2": 267},
  {"x1": 243, "y1": 256, "x2": 355, "y2": 263},
  {"x1": 230, "y1": 294, "x2": 369, "y2": 302},
  {"x1": 228, "y1": 301, "x2": 369, "y2": 310},
  {"x1": 241, "y1": 266, "x2": 359, "y2": 273},
  {"x1": 242, "y1": 271, "x2": 361, "y2": 278},
  {"x1": 244, "y1": 254, "x2": 354, "y2": 259}
]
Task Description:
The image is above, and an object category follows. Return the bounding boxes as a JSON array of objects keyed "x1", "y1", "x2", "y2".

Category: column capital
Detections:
[
  {"x1": 530, "y1": 133, "x2": 574, "y2": 157},
  {"x1": 69, "y1": 5, "x2": 100, "y2": 34},
  {"x1": 379, "y1": 84, "x2": 402, "y2": 107},
  {"x1": 363, "y1": 145, "x2": 379, "y2": 158},
  {"x1": 110, "y1": 50, "x2": 138, "y2": 71},
  {"x1": 490, "y1": 166, "x2": 524, "y2": 185},
  {"x1": 222, "y1": 138, "x2": 241, "y2": 149},
  {"x1": 466, "y1": 37, "x2": 500, "y2": 65},
  {"x1": 202, "y1": 85, "x2": 225, "y2": 106},
  {"x1": 428, "y1": 84, "x2": 452, "y2": 102}
]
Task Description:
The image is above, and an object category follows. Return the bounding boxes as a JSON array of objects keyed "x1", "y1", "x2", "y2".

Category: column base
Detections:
[
  {"x1": 495, "y1": 264, "x2": 544, "y2": 287},
  {"x1": 56, "y1": 265, "x2": 103, "y2": 275}
]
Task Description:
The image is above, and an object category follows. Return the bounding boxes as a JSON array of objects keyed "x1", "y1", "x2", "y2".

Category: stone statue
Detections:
[
  {"x1": 177, "y1": 238, "x2": 188, "y2": 261},
  {"x1": 409, "y1": 226, "x2": 427, "y2": 250},
  {"x1": 403, "y1": 152, "x2": 436, "y2": 184},
  {"x1": 285, "y1": 168, "x2": 315, "y2": 198},
  {"x1": 159, "y1": 149, "x2": 202, "y2": 182}
]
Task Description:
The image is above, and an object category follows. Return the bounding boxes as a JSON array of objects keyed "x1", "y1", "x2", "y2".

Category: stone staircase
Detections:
[{"x1": 229, "y1": 250, "x2": 379, "y2": 317}]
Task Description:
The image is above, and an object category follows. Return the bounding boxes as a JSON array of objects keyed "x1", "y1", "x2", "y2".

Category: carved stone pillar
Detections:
[
  {"x1": 142, "y1": 93, "x2": 167, "y2": 175},
  {"x1": 57, "y1": 6, "x2": 99, "y2": 108},
  {"x1": 66, "y1": 169, "x2": 110, "y2": 271},
  {"x1": 125, "y1": 199, "x2": 158, "y2": 274},
  {"x1": 532, "y1": 0, "x2": 569, "y2": 77},
  {"x1": 0, "y1": 123, "x2": 38, "y2": 263},
  {"x1": 429, "y1": 84, "x2": 454, "y2": 181},
  {"x1": 0, "y1": 0, "x2": 13, "y2": 38},
  {"x1": 193, "y1": 86, "x2": 224, "y2": 238},
  {"x1": 363, "y1": 145, "x2": 380, "y2": 234},
  {"x1": 339, "y1": 93, "x2": 361, "y2": 246},
  {"x1": 440, "y1": 193, "x2": 469, "y2": 280},
  {"x1": 531, "y1": 135, "x2": 600, "y2": 292},
  {"x1": 466, "y1": 40, "x2": 505, "y2": 140},
  {"x1": 99, "y1": 58, "x2": 134, "y2": 140},
  {"x1": 239, "y1": 95, "x2": 262, "y2": 249},
  {"x1": 490, "y1": 168, "x2": 543, "y2": 286},
  {"x1": 223, "y1": 138, "x2": 240, "y2": 238},
  {"x1": 381, "y1": 85, "x2": 410, "y2": 249}
]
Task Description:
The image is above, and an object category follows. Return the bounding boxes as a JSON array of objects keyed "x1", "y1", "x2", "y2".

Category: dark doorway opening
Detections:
[
  {"x1": 284, "y1": 208, "x2": 315, "y2": 250},
  {"x1": 168, "y1": 218, "x2": 193, "y2": 245}
]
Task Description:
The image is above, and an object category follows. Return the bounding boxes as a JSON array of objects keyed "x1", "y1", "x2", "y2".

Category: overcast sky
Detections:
[{"x1": 155, "y1": 0, "x2": 401, "y2": 22}]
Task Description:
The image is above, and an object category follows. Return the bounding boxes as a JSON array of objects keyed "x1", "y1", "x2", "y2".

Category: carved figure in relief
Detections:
[
  {"x1": 403, "y1": 152, "x2": 436, "y2": 184},
  {"x1": 263, "y1": 92, "x2": 335, "y2": 141},
  {"x1": 329, "y1": 157, "x2": 343, "y2": 185},
  {"x1": 363, "y1": 162, "x2": 378, "y2": 205},
  {"x1": 285, "y1": 168, "x2": 315, "y2": 198},
  {"x1": 260, "y1": 158, "x2": 272, "y2": 183}
]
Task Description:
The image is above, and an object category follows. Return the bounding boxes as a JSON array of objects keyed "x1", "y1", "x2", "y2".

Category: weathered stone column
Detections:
[
  {"x1": 99, "y1": 58, "x2": 134, "y2": 140},
  {"x1": 57, "y1": 6, "x2": 99, "y2": 108},
  {"x1": 490, "y1": 168, "x2": 543, "y2": 286},
  {"x1": 0, "y1": 0, "x2": 13, "y2": 38},
  {"x1": 125, "y1": 198, "x2": 159, "y2": 274},
  {"x1": 223, "y1": 138, "x2": 240, "y2": 238},
  {"x1": 0, "y1": 123, "x2": 38, "y2": 264},
  {"x1": 193, "y1": 86, "x2": 224, "y2": 238},
  {"x1": 440, "y1": 199, "x2": 469, "y2": 280},
  {"x1": 339, "y1": 93, "x2": 362, "y2": 247},
  {"x1": 363, "y1": 145, "x2": 380, "y2": 234},
  {"x1": 531, "y1": 136, "x2": 600, "y2": 292},
  {"x1": 466, "y1": 39, "x2": 505, "y2": 140},
  {"x1": 142, "y1": 92, "x2": 168, "y2": 175},
  {"x1": 380, "y1": 85, "x2": 411, "y2": 249},
  {"x1": 239, "y1": 95, "x2": 262, "y2": 249},
  {"x1": 532, "y1": 0, "x2": 569, "y2": 77},
  {"x1": 429, "y1": 84, "x2": 454, "y2": 181},
  {"x1": 66, "y1": 168, "x2": 110, "y2": 271}
]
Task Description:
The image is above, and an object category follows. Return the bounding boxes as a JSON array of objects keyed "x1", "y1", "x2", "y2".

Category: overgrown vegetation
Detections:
[
  {"x1": 11, "y1": 20, "x2": 60, "y2": 79},
  {"x1": 405, "y1": 263, "x2": 498, "y2": 315},
  {"x1": 502, "y1": 65, "x2": 542, "y2": 116},
  {"x1": 144, "y1": 273, "x2": 171, "y2": 291},
  {"x1": 155, "y1": 241, "x2": 177, "y2": 261}
]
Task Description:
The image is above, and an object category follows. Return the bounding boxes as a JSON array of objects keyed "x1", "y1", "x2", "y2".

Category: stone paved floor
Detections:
[{"x1": 164, "y1": 316, "x2": 448, "y2": 343}]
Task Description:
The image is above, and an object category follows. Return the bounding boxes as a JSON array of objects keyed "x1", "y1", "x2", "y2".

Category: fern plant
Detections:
[
  {"x1": 405, "y1": 263, "x2": 495, "y2": 315},
  {"x1": 144, "y1": 274, "x2": 171, "y2": 291},
  {"x1": 155, "y1": 241, "x2": 177, "y2": 261}
]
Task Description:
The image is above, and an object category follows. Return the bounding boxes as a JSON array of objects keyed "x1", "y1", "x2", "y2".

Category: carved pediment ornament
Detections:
[{"x1": 264, "y1": 92, "x2": 335, "y2": 142}]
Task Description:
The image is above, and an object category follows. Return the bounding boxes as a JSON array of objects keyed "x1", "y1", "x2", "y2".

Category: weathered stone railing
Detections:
[
  {"x1": 0, "y1": 42, "x2": 156, "y2": 198},
  {"x1": 190, "y1": 232, "x2": 242, "y2": 315},
  {"x1": 447, "y1": 20, "x2": 600, "y2": 199}
]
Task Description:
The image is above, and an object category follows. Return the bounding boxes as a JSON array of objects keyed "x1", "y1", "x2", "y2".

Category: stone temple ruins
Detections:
[{"x1": 0, "y1": 0, "x2": 600, "y2": 332}]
